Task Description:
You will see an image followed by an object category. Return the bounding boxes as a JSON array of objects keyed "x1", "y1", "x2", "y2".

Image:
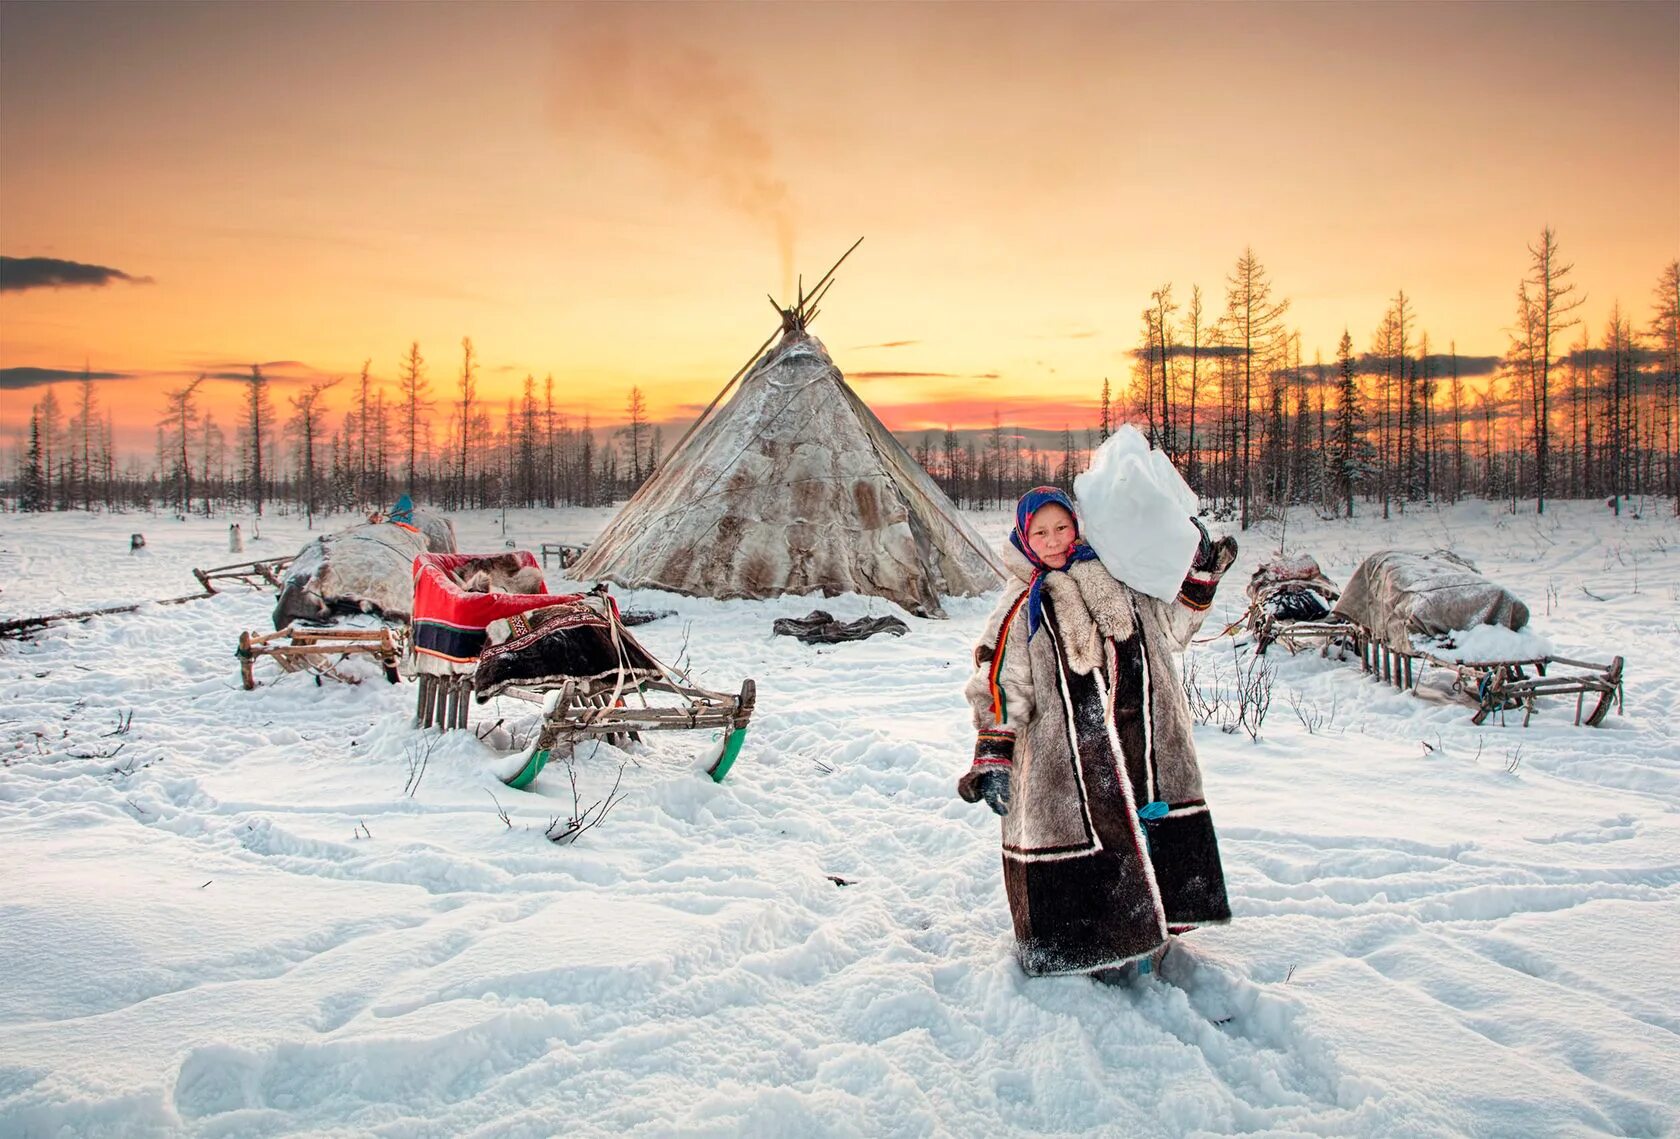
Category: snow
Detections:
[
  {"x1": 1074, "y1": 425, "x2": 1202, "y2": 602},
  {"x1": 1414, "y1": 623, "x2": 1556, "y2": 663},
  {"x1": 2, "y1": 498, "x2": 1678, "y2": 1137}
]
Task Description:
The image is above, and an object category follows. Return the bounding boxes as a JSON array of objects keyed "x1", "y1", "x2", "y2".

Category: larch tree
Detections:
[
  {"x1": 456, "y1": 337, "x2": 478, "y2": 508},
  {"x1": 1334, "y1": 330, "x2": 1360, "y2": 518},
  {"x1": 1181, "y1": 285, "x2": 1207, "y2": 483},
  {"x1": 1648, "y1": 260, "x2": 1680, "y2": 513},
  {"x1": 397, "y1": 341, "x2": 430, "y2": 493},
  {"x1": 75, "y1": 368, "x2": 98, "y2": 511},
  {"x1": 36, "y1": 385, "x2": 62, "y2": 509},
  {"x1": 1512, "y1": 226, "x2": 1582, "y2": 513},
  {"x1": 353, "y1": 359, "x2": 374, "y2": 505},
  {"x1": 289, "y1": 377, "x2": 340, "y2": 529},
  {"x1": 622, "y1": 386, "x2": 648, "y2": 487},
  {"x1": 20, "y1": 410, "x2": 46, "y2": 511},
  {"x1": 161, "y1": 374, "x2": 206, "y2": 514},
  {"x1": 1222, "y1": 248, "x2": 1289, "y2": 530},
  {"x1": 1150, "y1": 284, "x2": 1177, "y2": 458},
  {"x1": 1448, "y1": 343, "x2": 1465, "y2": 504},
  {"x1": 1603, "y1": 305, "x2": 1634, "y2": 512},
  {"x1": 244, "y1": 365, "x2": 274, "y2": 516}
]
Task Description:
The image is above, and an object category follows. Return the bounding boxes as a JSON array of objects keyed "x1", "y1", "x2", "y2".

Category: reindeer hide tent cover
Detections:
[{"x1": 572, "y1": 328, "x2": 1003, "y2": 617}]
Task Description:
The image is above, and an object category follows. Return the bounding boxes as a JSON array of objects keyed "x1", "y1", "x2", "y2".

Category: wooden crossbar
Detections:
[{"x1": 238, "y1": 625, "x2": 401, "y2": 689}]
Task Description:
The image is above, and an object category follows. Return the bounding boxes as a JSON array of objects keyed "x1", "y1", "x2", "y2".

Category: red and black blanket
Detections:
[{"x1": 474, "y1": 601, "x2": 664, "y2": 700}]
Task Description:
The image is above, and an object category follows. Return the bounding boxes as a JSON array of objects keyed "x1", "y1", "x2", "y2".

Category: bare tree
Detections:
[
  {"x1": 397, "y1": 341, "x2": 430, "y2": 493},
  {"x1": 1222, "y1": 248, "x2": 1289, "y2": 529},
  {"x1": 621, "y1": 386, "x2": 648, "y2": 486},
  {"x1": 74, "y1": 367, "x2": 98, "y2": 512},
  {"x1": 1150, "y1": 284, "x2": 1178, "y2": 458},
  {"x1": 244, "y1": 365, "x2": 274, "y2": 516},
  {"x1": 352, "y1": 359, "x2": 374, "y2": 506},
  {"x1": 35, "y1": 384, "x2": 62, "y2": 508},
  {"x1": 456, "y1": 337, "x2": 478, "y2": 508},
  {"x1": 289, "y1": 377, "x2": 340, "y2": 528},
  {"x1": 1649, "y1": 260, "x2": 1680, "y2": 514},
  {"x1": 161, "y1": 375, "x2": 206, "y2": 515},
  {"x1": 1448, "y1": 342, "x2": 1465, "y2": 503},
  {"x1": 1512, "y1": 226, "x2": 1583, "y2": 513},
  {"x1": 1181, "y1": 285, "x2": 1207, "y2": 483}
]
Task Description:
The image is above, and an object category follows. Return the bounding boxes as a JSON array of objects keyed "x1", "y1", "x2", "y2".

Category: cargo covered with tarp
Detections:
[
  {"x1": 273, "y1": 509, "x2": 457, "y2": 629},
  {"x1": 1331, "y1": 549, "x2": 1530, "y2": 653}
]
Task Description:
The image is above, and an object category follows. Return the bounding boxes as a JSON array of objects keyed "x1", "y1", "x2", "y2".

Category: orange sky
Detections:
[{"x1": 2, "y1": 1, "x2": 1676, "y2": 453}]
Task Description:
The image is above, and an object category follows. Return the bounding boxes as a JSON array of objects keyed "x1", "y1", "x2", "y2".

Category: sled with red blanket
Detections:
[{"x1": 406, "y1": 552, "x2": 754, "y2": 784}]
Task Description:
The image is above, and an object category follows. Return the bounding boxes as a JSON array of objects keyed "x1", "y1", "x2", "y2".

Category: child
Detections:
[{"x1": 959, "y1": 486, "x2": 1238, "y2": 981}]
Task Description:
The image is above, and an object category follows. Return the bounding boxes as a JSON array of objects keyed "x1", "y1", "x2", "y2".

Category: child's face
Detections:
[{"x1": 1026, "y1": 503, "x2": 1077, "y2": 568}]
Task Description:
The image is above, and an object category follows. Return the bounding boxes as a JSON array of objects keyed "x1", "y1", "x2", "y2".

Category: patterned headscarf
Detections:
[{"x1": 1009, "y1": 486, "x2": 1099, "y2": 636}]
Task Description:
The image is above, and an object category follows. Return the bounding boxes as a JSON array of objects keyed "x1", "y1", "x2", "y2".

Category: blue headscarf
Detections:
[{"x1": 1009, "y1": 486, "x2": 1099, "y2": 637}]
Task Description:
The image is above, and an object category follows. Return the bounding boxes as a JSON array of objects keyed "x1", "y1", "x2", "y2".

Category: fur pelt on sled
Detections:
[
  {"x1": 450, "y1": 553, "x2": 546, "y2": 595},
  {"x1": 474, "y1": 600, "x2": 663, "y2": 700}
]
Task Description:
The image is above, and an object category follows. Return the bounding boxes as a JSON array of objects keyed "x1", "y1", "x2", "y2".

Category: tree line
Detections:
[
  {"x1": 916, "y1": 239, "x2": 1677, "y2": 524},
  {"x1": 7, "y1": 233, "x2": 1678, "y2": 526},
  {"x1": 1105, "y1": 234, "x2": 1677, "y2": 526},
  {"x1": 9, "y1": 338, "x2": 665, "y2": 524}
]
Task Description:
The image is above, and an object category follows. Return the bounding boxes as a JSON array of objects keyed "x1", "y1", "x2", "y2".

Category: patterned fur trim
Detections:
[
  {"x1": 974, "y1": 728, "x2": 1016, "y2": 764},
  {"x1": 1178, "y1": 571, "x2": 1220, "y2": 611}
]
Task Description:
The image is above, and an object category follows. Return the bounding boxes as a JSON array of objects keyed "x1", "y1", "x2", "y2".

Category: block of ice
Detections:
[{"x1": 1072, "y1": 425, "x2": 1200, "y2": 602}]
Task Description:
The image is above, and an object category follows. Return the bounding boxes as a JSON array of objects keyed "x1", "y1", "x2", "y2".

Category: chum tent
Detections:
[{"x1": 572, "y1": 253, "x2": 1002, "y2": 617}]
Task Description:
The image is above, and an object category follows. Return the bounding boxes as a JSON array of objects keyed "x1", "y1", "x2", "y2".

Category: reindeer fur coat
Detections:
[{"x1": 961, "y1": 544, "x2": 1232, "y2": 976}]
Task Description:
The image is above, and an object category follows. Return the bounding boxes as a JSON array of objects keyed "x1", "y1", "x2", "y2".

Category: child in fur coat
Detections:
[{"x1": 959, "y1": 486, "x2": 1238, "y2": 980}]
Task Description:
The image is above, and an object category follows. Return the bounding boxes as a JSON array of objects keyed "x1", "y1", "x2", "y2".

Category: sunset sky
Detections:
[{"x1": 2, "y1": 0, "x2": 1676, "y2": 454}]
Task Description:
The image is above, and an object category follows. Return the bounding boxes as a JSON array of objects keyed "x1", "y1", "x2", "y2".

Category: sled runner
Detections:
[
  {"x1": 406, "y1": 552, "x2": 755, "y2": 784},
  {"x1": 1344, "y1": 631, "x2": 1624, "y2": 727},
  {"x1": 238, "y1": 625, "x2": 403, "y2": 690}
]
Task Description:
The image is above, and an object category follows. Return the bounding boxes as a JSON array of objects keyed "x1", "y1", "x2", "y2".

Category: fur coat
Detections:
[{"x1": 960, "y1": 544, "x2": 1233, "y2": 976}]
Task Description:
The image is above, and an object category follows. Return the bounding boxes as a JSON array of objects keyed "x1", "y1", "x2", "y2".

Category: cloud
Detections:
[
  {"x1": 1127, "y1": 343, "x2": 1250, "y2": 362},
  {"x1": 850, "y1": 340, "x2": 920, "y2": 350},
  {"x1": 0, "y1": 256, "x2": 154, "y2": 293},
  {"x1": 0, "y1": 366, "x2": 133, "y2": 391},
  {"x1": 186, "y1": 360, "x2": 324, "y2": 387},
  {"x1": 848, "y1": 370, "x2": 1002, "y2": 382},
  {"x1": 1559, "y1": 345, "x2": 1661, "y2": 369},
  {"x1": 1357, "y1": 353, "x2": 1502, "y2": 377}
]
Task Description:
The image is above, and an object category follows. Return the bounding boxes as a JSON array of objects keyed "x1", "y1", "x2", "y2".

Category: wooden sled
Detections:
[
  {"x1": 1334, "y1": 624, "x2": 1624, "y2": 728},
  {"x1": 495, "y1": 674, "x2": 756, "y2": 788},
  {"x1": 405, "y1": 552, "x2": 754, "y2": 783},
  {"x1": 238, "y1": 625, "x2": 403, "y2": 689},
  {"x1": 539, "y1": 541, "x2": 588, "y2": 568},
  {"x1": 194, "y1": 556, "x2": 294, "y2": 594},
  {"x1": 1247, "y1": 606, "x2": 1360, "y2": 658}
]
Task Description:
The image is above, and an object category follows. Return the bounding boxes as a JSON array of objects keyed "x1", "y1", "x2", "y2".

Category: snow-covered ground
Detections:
[{"x1": 2, "y1": 498, "x2": 1677, "y2": 1138}]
